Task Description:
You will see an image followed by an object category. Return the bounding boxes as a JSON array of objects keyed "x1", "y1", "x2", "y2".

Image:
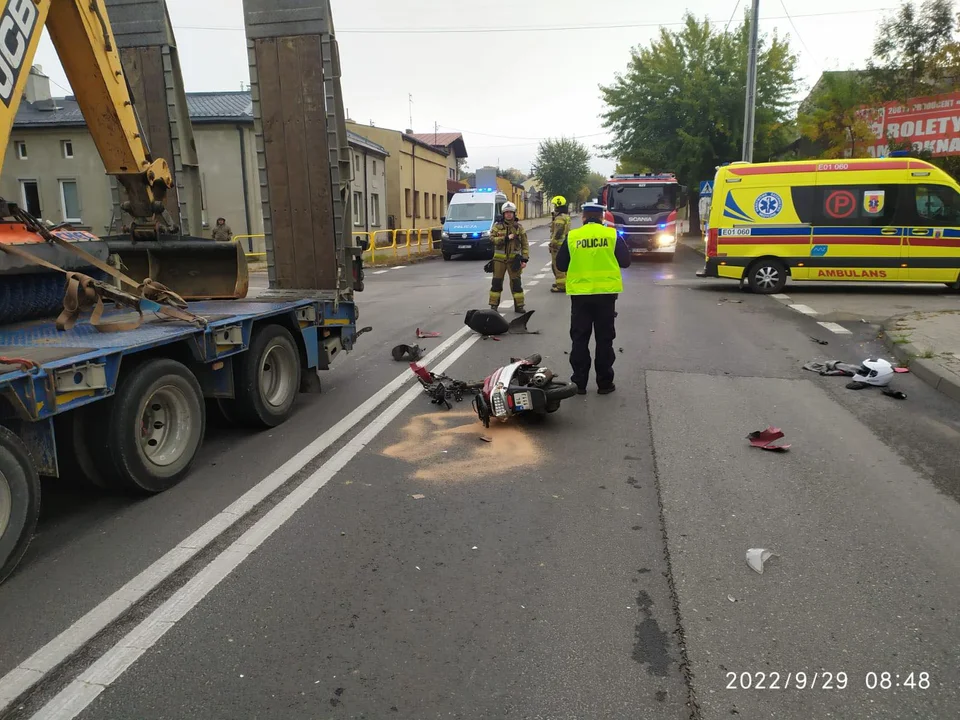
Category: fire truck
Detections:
[{"x1": 597, "y1": 173, "x2": 688, "y2": 262}]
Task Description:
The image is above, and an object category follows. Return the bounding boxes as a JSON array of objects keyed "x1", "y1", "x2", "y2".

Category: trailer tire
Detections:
[
  {"x1": 104, "y1": 358, "x2": 206, "y2": 494},
  {"x1": 53, "y1": 408, "x2": 116, "y2": 490},
  {"x1": 0, "y1": 425, "x2": 41, "y2": 583},
  {"x1": 227, "y1": 324, "x2": 301, "y2": 428}
]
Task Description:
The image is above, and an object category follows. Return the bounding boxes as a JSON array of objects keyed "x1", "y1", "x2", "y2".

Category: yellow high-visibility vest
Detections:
[{"x1": 565, "y1": 223, "x2": 623, "y2": 295}]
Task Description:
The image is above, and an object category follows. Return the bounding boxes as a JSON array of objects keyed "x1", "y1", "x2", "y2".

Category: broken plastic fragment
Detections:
[
  {"x1": 727, "y1": 594, "x2": 736, "y2": 603},
  {"x1": 746, "y1": 548, "x2": 775, "y2": 574},
  {"x1": 479, "y1": 435, "x2": 493, "y2": 443},
  {"x1": 411, "y1": 494, "x2": 425, "y2": 500},
  {"x1": 894, "y1": 367, "x2": 910, "y2": 374},
  {"x1": 416, "y1": 328, "x2": 441, "y2": 338},
  {"x1": 747, "y1": 427, "x2": 791, "y2": 452}
]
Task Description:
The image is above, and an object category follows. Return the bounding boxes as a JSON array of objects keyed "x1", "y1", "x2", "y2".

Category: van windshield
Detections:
[
  {"x1": 610, "y1": 185, "x2": 677, "y2": 213},
  {"x1": 447, "y1": 202, "x2": 494, "y2": 221}
]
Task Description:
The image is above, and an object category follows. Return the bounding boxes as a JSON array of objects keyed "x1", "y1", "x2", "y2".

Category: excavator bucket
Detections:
[{"x1": 103, "y1": 237, "x2": 250, "y2": 300}]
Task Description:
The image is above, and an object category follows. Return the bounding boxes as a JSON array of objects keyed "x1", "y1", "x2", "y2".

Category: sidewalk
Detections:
[
  {"x1": 363, "y1": 215, "x2": 554, "y2": 268},
  {"x1": 883, "y1": 311, "x2": 960, "y2": 402}
]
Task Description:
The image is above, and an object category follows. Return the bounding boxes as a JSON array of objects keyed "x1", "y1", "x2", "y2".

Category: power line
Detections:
[
  {"x1": 438, "y1": 124, "x2": 608, "y2": 141},
  {"x1": 726, "y1": 0, "x2": 743, "y2": 33},
  {"x1": 778, "y1": 0, "x2": 818, "y2": 68},
  {"x1": 173, "y1": 8, "x2": 897, "y2": 36}
]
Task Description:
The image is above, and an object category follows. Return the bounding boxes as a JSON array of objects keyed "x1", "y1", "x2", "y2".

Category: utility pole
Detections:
[
  {"x1": 434, "y1": 120, "x2": 438, "y2": 145},
  {"x1": 408, "y1": 94, "x2": 413, "y2": 129},
  {"x1": 741, "y1": 0, "x2": 760, "y2": 162}
]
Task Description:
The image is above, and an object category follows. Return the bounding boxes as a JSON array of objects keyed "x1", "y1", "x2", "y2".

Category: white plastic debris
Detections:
[
  {"x1": 472, "y1": 546, "x2": 478, "y2": 550},
  {"x1": 746, "y1": 548, "x2": 775, "y2": 574},
  {"x1": 411, "y1": 494, "x2": 425, "y2": 500},
  {"x1": 727, "y1": 595, "x2": 736, "y2": 603}
]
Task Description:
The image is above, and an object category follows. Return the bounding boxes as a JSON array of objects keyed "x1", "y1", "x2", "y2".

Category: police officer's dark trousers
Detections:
[{"x1": 569, "y1": 294, "x2": 617, "y2": 390}]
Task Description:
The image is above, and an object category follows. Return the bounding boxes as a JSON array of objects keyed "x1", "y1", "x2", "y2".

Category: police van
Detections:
[
  {"x1": 696, "y1": 156, "x2": 960, "y2": 293},
  {"x1": 440, "y1": 188, "x2": 507, "y2": 260}
]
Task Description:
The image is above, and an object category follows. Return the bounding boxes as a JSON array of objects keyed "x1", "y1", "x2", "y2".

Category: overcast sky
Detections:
[{"x1": 32, "y1": 0, "x2": 901, "y2": 176}]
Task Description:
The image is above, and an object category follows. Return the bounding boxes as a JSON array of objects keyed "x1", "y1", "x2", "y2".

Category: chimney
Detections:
[
  {"x1": 24, "y1": 65, "x2": 51, "y2": 104},
  {"x1": 405, "y1": 129, "x2": 413, "y2": 134}
]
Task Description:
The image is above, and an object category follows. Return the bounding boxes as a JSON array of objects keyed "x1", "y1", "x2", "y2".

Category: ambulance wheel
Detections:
[
  {"x1": 0, "y1": 425, "x2": 41, "y2": 584},
  {"x1": 746, "y1": 259, "x2": 787, "y2": 294},
  {"x1": 945, "y1": 275, "x2": 960, "y2": 292}
]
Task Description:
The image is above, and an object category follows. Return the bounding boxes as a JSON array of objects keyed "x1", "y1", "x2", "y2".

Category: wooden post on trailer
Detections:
[
  {"x1": 241, "y1": 0, "x2": 355, "y2": 294},
  {"x1": 103, "y1": 0, "x2": 204, "y2": 237}
]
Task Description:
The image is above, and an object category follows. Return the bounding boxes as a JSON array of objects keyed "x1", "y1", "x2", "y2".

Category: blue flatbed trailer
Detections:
[{"x1": 0, "y1": 295, "x2": 359, "y2": 581}]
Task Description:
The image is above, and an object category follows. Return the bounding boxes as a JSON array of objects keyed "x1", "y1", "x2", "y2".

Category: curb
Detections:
[{"x1": 881, "y1": 321, "x2": 960, "y2": 403}]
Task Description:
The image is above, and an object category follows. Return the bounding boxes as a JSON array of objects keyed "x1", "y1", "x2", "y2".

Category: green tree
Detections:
[
  {"x1": 599, "y1": 12, "x2": 799, "y2": 192},
  {"x1": 530, "y1": 137, "x2": 591, "y2": 203},
  {"x1": 497, "y1": 167, "x2": 528, "y2": 184},
  {"x1": 867, "y1": 0, "x2": 959, "y2": 100},
  {"x1": 584, "y1": 171, "x2": 607, "y2": 201},
  {"x1": 797, "y1": 72, "x2": 876, "y2": 158}
]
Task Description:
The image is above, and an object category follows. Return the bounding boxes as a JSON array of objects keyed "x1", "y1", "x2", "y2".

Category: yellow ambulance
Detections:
[{"x1": 695, "y1": 156, "x2": 960, "y2": 293}]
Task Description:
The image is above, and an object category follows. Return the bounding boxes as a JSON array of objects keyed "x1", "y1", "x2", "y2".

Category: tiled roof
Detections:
[
  {"x1": 408, "y1": 132, "x2": 467, "y2": 159},
  {"x1": 13, "y1": 91, "x2": 256, "y2": 128}
]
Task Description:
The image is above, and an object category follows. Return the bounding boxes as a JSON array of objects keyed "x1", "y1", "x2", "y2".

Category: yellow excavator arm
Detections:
[{"x1": 0, "y1": 0, "x2": 172, "y2": 221}]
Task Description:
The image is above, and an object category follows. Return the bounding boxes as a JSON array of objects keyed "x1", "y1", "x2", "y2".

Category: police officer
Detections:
[
  {"x1": 549, "y1": 195, "x2": 570, "y2": 293},
  {"x1": 488, "y1": 201, "x2": 529, "y2": 312},
  {"x1": 555, "y1": 202, "x2": 631, "y2": 394}
]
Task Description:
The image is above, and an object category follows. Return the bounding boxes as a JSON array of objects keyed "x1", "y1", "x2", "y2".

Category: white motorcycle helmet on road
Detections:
[{"x1": 852, "y1": 358, "x2": 895, "y2": 387}]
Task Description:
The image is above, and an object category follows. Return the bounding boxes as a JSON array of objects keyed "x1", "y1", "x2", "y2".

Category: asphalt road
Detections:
[{"x1": 2, "y1": 224, "x2": 959, "y2": 720}]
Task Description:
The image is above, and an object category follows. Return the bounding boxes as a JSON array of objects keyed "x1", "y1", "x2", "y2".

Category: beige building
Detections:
[
  {"x1": 347, "y1": 131, "x2": 389, "y2": 239},
  {"x1": 407, "y1": 132, "x2": 469, "y2": 202},
  {"x1": 347, "y1": 121, "x2": 449, "y2": 232},
  {"x1": 2, "y1": 69, "x2": 389, "y2": 253}
]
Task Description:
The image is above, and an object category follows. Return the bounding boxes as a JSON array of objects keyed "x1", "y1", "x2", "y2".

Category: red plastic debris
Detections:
[
  {"x1": 409, "y1": 362, "x2": 433, "y2": 383},
  {"x1": 416, "y1": 328, "x2": 441, "y2": 338},
  {"x1": 747, "y1": 427, "x2": 791, "y2": 452},
  {"x1": 894, "y1": 367, "x2": 910, "y2": 374}
]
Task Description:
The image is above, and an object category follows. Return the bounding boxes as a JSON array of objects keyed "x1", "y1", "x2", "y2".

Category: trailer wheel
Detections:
[
  {"x1": 0, "y1": 425, "x2": 41, "y2": 583},
  {"x1": 54, "y1": 408, "x2": 116, "y2": 490},
  {"x1": 104, "y1": 358, "x2": 206, "y2": 494},
  {"x1": 227, "y1": 324, "x2": 301, "y2": 428}
]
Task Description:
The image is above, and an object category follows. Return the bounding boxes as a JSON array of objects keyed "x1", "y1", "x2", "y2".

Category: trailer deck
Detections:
[{"x1": 0, "y1": 297, "x2": 357, "y2": 425}]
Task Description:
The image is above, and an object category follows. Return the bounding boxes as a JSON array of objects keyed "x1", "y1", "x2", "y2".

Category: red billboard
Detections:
[{"x1": 857, "y1": 91, "x2": 960, "y2": 158}]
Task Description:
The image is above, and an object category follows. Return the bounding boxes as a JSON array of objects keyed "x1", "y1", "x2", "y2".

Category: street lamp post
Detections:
[{"x1": 741, "y1": 0, "x2": 761, "y2": 162}]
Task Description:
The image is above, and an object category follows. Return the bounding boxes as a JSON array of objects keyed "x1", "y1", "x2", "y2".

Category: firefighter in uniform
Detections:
[
  {"x1": 488, "y1": 202, "x2": 529, "y2": 312},
  {"x1": 549, "y1": 195, "x2": 570, "y2": 293},
  {"x1": 555, "y1": 202, "x2": 631, "y2": 394}
]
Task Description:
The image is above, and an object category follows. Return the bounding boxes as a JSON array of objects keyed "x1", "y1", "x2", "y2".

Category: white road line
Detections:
[
  {"x1": 372, "y1": 270, "x2": 389, "y2": 275},
  {"x1": 534, "y1": 273, "x2": 547, "y2": 279},
  {"x1": 527, "y1": 281, "x2": 540, "y2": 287},
  {"x1": 771, "y1": 293, "x2": 791, "y2": 301},
  {"x1": 0, "y1": 326, "x2": 474, "y2": 712},
  {"x1": 540, "y1": 241, "x2": 550, "y2": 247},
  {"x1": 391, "y1": 266, "x2": 405, "y2": 270},
  {"x1": 788, "y1": 304, "x2": 819, "y2": 316},
  {"x1": 27, "y1": 333, "x2": 485, "y2": 720},
  {"x1": 817, "y1": 321, "x2": 852, "y2": 335}
]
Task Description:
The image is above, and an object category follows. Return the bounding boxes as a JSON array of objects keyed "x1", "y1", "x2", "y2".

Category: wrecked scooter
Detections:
[
  {"x1": 472, "y1": 354, "x2": 578, "y2": 427},
  {"x1": 410, "y1": 354, "x2": 578, "y2": 426}
]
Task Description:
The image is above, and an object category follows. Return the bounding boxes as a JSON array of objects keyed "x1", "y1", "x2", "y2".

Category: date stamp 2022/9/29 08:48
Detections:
[{"x1": 725, "y1": 671, "x2": 932, "y2": 691}]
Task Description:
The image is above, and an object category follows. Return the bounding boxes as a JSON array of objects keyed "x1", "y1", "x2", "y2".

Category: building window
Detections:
[
  {"x1": 372, "y1": 159, "x2": 377, "y2": 175},
  {"x1": 440, "y1": 197, "x2": 445, "y2": 218},
  {"x1": 16, "y1": 141, "x2": 27, "y2": 159},
  {"x1": 432, "y1": 193, "x2": 438, "y2": 219},
  {"x1": 354, "y1": 153, "x2": 361, "y2": 173},
  {"x1": 370, "y1": 194, "x2": 381, "y2": 226},
  {"x1": 61, "y1": 140, "x2": 74, "y2": 159},
  {"x1": 449, "y1": 167, "x2": 455, "y2": 180},
  {"x1": 58, "y1": 179, "x2": 82, "y2": 223},
  {"x1": 414, "y1": 191, "x2": 420, "y2": 218},
  {"x1": 405, "y1": 188, "x2": 412, "y2": 217},
  {"x1": 19, "y1": 180, "x2": 40, "y2": 216},
  {"x1": 353, "y1": 191, "x2": 364, "y2": 226}
]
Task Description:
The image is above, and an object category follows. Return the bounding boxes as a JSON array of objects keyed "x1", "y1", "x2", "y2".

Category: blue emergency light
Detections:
[
  {"x1": 472, "y1": 233, "x2": 479, "y2": 238},
  {"x1": 888, "y1": 150, "x2": 910, "y2": 157},
  {"x1": 659, "y1": 223, "x2": 667, "y2": 229}
]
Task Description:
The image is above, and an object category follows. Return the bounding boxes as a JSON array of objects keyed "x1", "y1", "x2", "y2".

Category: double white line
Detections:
[{"x1": 2, "y1": 327, "x2": 482, "y2": 720}]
